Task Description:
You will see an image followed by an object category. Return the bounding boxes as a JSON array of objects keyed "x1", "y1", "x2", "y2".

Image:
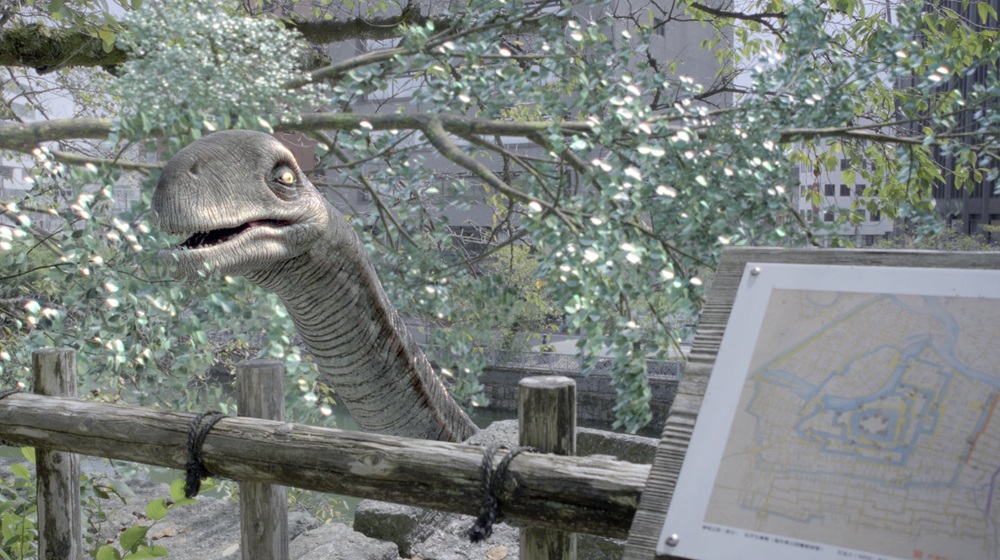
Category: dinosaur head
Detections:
[{"x1": 153, "y1": 130, "x2": 329, "y2": 279}]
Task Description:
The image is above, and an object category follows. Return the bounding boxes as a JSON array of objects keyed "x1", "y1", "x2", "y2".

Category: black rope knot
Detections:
[
  {"x1": 467, "y1": 445, "x2": 535, "y2": 543},
  {"x1": 184, "y1": 410, "x2": 226, "y2": 499}
]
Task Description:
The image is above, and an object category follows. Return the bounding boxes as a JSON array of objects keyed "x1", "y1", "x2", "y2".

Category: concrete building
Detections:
[
  {"x1": 926, "y1": 0, "x2": 1000, "y2": 236},
  {"x1": 796, "y1": 151, "x2": 895, "y2": 247}
]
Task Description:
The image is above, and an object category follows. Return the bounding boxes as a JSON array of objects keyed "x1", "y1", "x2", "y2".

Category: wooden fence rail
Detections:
[{"x1": 0, "y1": 349, "x2": 649, "y2": 559}]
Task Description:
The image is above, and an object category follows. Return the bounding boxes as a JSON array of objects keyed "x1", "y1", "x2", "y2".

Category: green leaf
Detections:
[
  {"x1": 145, "y1": 498, "x2": 168, "y2": 521},
  {"x1": 108, "y1": 478, "x2": 135, "y2": 501},
  {"x1": 168, "y1": 478, "x2": 190, "y2": 502},
  {"x1": 119, "y1": 525, "x2": 150, "y2": 552},
  {"x1": 20, "y1": 447, "x2": 35, "y2": 464},
  {"x1": 192, "y1": 330, "x2": 208, "y2": 346},
  {"x1": 10, "y1": 464, "x2": 31, "y2": 481},
  {"x1": 98, "y1": 29, "x2": 117, "y2": 54},
  {"x1": 96, "y1": 545, "x2": 122, "y2": 560},
  {"x1": 842, "y1": 168, "x2": 856, "y2": 186},
  {"x1": 978, "y1": 1, "x2": 998, "y2": 23},
  {"x1": 123, "y1": 545, "x2": 169, "y2": 559},
  {"x1": 47, "y1": 0, "x2": 65, "y2": 17}
]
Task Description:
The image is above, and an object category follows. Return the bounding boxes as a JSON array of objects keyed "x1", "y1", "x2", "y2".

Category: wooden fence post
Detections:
[
  {"x1": 236, "y1": 360, "x2": 288, "y2": 560},
  {"x1": 32, "y1": 348, "x2": 82, "y2": 560},
  {"x1": 518, "y1": 375, "x2": 577, "y2": 560}
]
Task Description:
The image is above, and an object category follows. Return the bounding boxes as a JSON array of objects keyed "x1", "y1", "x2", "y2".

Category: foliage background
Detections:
[{"x1": 0, "y1": 0, "x2": 996, "y2": 433}]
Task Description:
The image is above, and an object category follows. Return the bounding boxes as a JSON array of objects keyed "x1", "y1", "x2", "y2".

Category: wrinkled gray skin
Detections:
[{"x1": 152, "y1": 130, "x2": 479, "y2": 442}]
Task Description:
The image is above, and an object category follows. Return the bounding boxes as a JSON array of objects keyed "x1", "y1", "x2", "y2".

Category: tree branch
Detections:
[
  {"x1": 420, "y1": 117, "x2": 531, "y2": 204},
  {"x1": 284, "y1": 47, "x2": 407, "y2": 89},
  {"x1": 286, "y1": 112, "x2": 593, "y2": 138},
  {"x1": 777, "y1": 126, "x2": 929, "y2": 145},
  {"x1": 0, "y1": 8, "x2": 545, "y2": 74},
  {"x1": 284, "y1": 7, "x2": 434, "y2": 43},
  {"x1": 0, "y1": 113, "x2": 974, "y2": 167},
  {"x1": 0, "y1": 262, "x2": 69, "y2": 282},
  {"x1": 0, "y1": 118, "x2": 114, "y2": 151},
  {"x1": 687, "y1": 2, "x2": 786, "y2": 24},
  {"x1": 49, "y1": 149, "x2": 161, "y2": 173},
  {"x1": 0, "y1": 24, "x2": 128, "y2": 73}
]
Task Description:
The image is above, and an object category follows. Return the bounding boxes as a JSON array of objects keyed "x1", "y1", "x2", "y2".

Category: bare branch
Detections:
[
  {"x1": 49, "y1": 149, "x2": 161, "y2": 173},
  {"x1": 0, "y1": 117, "x2": 114, "y2": 151},
  {"x1": 778, "y1": 127, "x2": 929, "y2": 145},
  {"x1": 0, "y1": 262, "x2": 69, "y2": 282},
  {"x1": 687, "y1": 1, "x2": 786, "y2": 35},
  {"x1": 286, "y1": 112, "x2": 593, "y2": 138},
  {"x1": 0, "y1": 112, "x2": 978, "y2": 169},
  {"x1": 420, "y1": 117, "x2": 529, "y2": 204},
  {"x1": 284, "y1": 47, "x2": 406, "y2": 89}
]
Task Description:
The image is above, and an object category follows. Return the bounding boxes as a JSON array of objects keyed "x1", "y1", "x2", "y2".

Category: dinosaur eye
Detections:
[
  {"x1": 268, "y1": 164, "x2": 301, "y2": 201},
  {"x1": 273, "y1": 165, "x2": 296, "y2": 185}
]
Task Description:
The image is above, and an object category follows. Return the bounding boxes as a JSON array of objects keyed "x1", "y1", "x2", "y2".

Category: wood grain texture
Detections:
[
  {"x1": 236, "y1": 360, "x2": 288, "y2": 560},
  {"x1": 623, "y1": 248, "x2": 1000, "y2": 559},
  {"x1": 0, "y1": 392, "x2": 648, "y2": 538},
  {"x1": 32, "y1": 348, "x2": 81, "y2": 560},
  {"x1": 519, "y1": 376, "x2": 577, "y2": 560}
]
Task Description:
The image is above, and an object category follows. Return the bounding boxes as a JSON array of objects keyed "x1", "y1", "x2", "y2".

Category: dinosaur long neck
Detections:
[{"x1": 246, "y1": 208, "x2": 479, "y2": 442}]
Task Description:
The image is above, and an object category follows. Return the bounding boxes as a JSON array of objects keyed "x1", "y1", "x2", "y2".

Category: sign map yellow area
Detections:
[{"x1": 707, "y1": 289, "x2": 1000, "y2": 560}]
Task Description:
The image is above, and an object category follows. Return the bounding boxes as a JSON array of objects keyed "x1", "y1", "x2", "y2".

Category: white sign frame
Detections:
[{"x1": 658, "y1": 262, "x2": 1000, "y2": 560}]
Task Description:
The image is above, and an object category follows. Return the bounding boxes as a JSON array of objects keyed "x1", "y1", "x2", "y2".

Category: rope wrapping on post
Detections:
[
  {"x1": 185, "y1": 410, "x2": 226, "y2": 498},
  {"x1": 467, "y1": 445, "x2": 535, "y2": 542}
]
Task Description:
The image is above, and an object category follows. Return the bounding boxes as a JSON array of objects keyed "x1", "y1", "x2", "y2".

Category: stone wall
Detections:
[{"x1": 478, "y1": 364, "x2": 681, "y2": 432}]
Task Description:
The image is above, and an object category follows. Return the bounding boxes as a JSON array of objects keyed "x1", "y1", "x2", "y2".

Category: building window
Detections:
[
  {"x1": 855, "y1": 184, "x2": 865, "y2": 197},
  {"x1": 653, "y1": 18, "x2": 667, "y2": 37},
  {"x1": 804, "y1": 209, "x2": 814, "y2": 221},
  {"x1": 840, "y1": 158, "x2": 850, "y2": 171},
  {"x1": 871, "y1": 209, "x2": 881, "y2": 222},
  {"x1": 360, "y1": 38, "x2": 417, "y2": 101},
  {"x1": 824, "y1": 211, "x2": 835, "y2": 222},
  {"x1": 840, "y1": 184, "x2": 850, "y2": 196},
  {"x1": 863, "y1": 234, "x2": 876, "y2": 246},
  {"x1": 824, "y1": 184, "x2": 835, "y2": 196}
]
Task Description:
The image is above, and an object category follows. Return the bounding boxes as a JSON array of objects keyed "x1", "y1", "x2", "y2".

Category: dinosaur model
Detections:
[{"x1": 152, "y1": 130, "x2": 479, "y2": 442}]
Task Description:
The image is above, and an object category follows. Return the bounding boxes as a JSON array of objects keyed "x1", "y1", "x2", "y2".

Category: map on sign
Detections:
[{"x1": 659, "y1": 263, "x2": 1000, "y2": 560}]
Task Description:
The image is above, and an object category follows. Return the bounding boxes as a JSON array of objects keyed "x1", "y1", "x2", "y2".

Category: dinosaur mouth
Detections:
[{"x1": 180, "y1": 219, "x2": 292, "y2": 250}]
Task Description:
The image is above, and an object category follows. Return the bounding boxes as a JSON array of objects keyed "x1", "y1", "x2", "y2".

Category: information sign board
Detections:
[{"x1": 658, "y1": 263, "x2": 1000, "y2": 560}]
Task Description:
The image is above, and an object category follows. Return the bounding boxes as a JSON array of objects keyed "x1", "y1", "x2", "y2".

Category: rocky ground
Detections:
[{"x1": 1, "y1": 421, "x2": 654, "y2": 559}]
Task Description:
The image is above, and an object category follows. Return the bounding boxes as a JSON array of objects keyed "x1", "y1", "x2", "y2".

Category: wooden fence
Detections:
[{"x1": 0, "y1": 348, "x2": 650, "y2": 560}]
